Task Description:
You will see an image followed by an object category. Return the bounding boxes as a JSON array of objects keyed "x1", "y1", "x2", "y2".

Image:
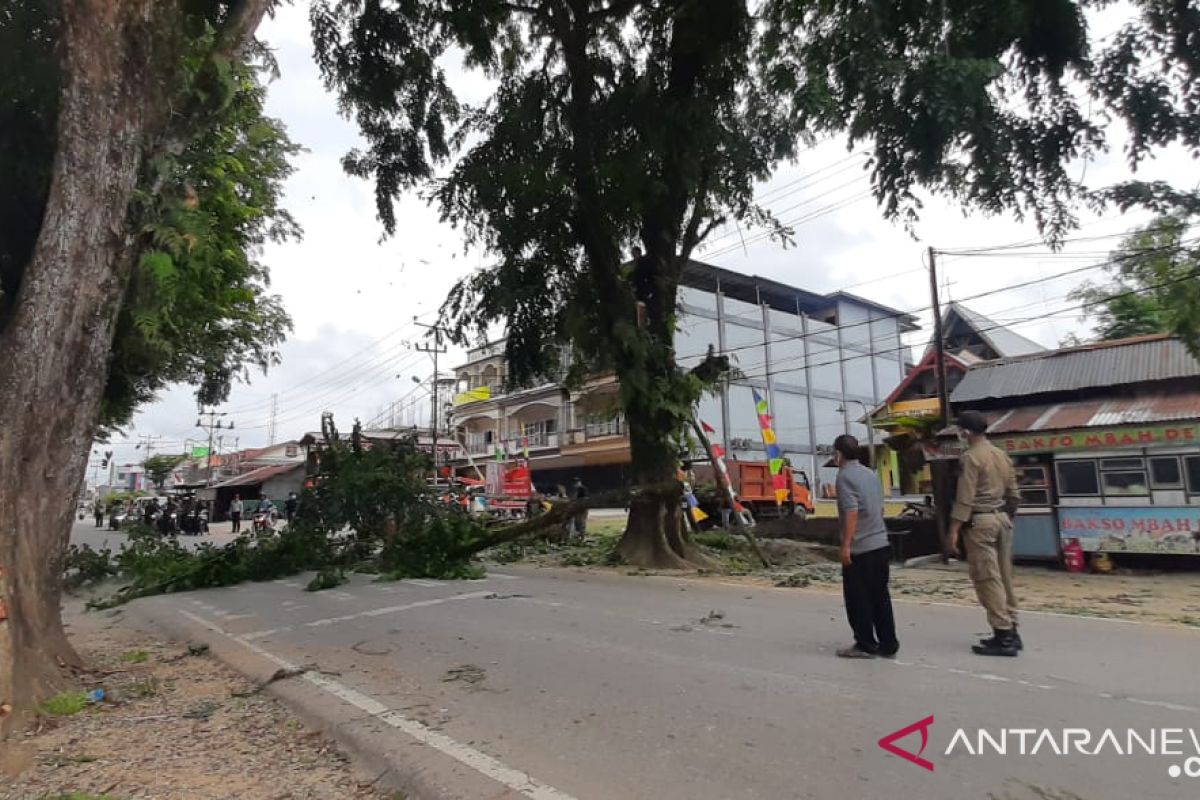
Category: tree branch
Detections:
[{"x1": 214, "y1": 0, "x2": 271, "y2": 59}]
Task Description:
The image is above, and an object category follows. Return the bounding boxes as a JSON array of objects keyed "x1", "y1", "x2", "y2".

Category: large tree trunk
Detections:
[
  {"x1": 0, "y1": 0, "x2": 265, "y2": 736},
  {"x1": 613, "y1": 347, "x2": 714, "y2": 571}
]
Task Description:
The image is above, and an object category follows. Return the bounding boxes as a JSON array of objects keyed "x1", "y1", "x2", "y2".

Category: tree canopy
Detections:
[
  {"x1": 310, "y1": 0, "x2": 1200, "y2": 566},
  {"x1": 142, "y1": 454, "x2": 185, "y2": 490},
  {"x1": 1070, "y1": 215, "x2": 1200, "y2": 352},
  {"x1": 0, "y1": 0, "x2": 297, "y2": 431}
]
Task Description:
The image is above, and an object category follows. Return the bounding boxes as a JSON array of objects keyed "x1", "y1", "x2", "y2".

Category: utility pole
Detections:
[
  {"x1": 928, "y1": 246, "x2": 950, "y2": 427},
  {"x1": 135, "y1": 433, "x2": 162, "y2": 461},
  {"x1": 268, "y1": 393, "x2": 278, "y2": 445},
  {"x1": 414, "y1": 320, "x2": 449, "y2": 473},
  {"x1": 928, "y1": 246, "x2": 953, "y2": 561},
  {"x1": 196, "y1": 409, "x2": 234, "y2": 485}
]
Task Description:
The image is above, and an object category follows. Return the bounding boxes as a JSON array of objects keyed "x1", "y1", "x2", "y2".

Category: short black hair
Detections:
[
  {"x1": 832, "y1": 433, "x2": 860, "y2": 459},
  {"x1": 957, "y1": 410, "x2": 989, "y2": 435}
]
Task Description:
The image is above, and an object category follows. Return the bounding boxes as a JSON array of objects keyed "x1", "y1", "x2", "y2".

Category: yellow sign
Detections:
[{"x1": 453, "y1": 386, "x2": 491, "y2": 406}]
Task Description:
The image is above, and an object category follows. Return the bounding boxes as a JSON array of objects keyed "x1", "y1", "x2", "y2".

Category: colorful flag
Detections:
[
  {"x1": 699, "y1": 419, "x2": 747, "y2": 516},
  {"x1": 677, "y1": 467, "x2": 709, "y2": 524},
  {"x1": 522, "y1": 436, "x2": 530, "y2": 461},
  {"x1": 751, "y1": 388, "x2": 788, "y2": 506}
]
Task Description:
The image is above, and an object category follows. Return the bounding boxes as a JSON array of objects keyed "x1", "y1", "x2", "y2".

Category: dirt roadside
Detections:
[{"x1": 1, "y1": 602, "x2": 398, "y2": 800}]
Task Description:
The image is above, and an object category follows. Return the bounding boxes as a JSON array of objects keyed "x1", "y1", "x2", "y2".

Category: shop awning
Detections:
[{"x1": 984, "y1": 391, "x2": 1200, "y2": 434}]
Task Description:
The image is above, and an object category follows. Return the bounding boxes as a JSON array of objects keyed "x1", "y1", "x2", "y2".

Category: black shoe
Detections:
[
  {"x1": 972, "y1": 629, "x2": 1018, "y2": 657},
  {"x1": 978, "y1": 626, "x2": 1023, "y2": 652}
]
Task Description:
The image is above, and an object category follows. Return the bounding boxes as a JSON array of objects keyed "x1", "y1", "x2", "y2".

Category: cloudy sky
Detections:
[{"x1": 102, "y1": 2, "x2": 1192, "y2": 468}]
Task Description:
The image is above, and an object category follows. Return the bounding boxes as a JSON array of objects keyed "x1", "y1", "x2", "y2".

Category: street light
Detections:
[{"x1": 836, "y1": 400, "x2": 875, "y2": 468}]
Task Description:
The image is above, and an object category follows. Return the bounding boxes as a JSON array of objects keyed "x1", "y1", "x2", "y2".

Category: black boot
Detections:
[
  {"x1": 972, "y1": 628, "x2": 1018, "y2": 657},
  {"x1": 978, "y1": 625, "x2": 1023, "y2": 651}
]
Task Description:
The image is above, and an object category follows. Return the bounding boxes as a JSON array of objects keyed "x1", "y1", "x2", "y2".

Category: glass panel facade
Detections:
[
  {"x1": 679, "y1": 286, "x2": 717, "y2": 313},
  {"x1": 807, "y1": 340, "x2": 842, "y2": 395},
  {"x1": 873, "y1": 355, "x2": 902, "y2": 399},
  {"x1": 843, "y1": 352, "x2": 875, "y2": 399},
  {"x1": 724, "y1": 321, "x2": 766, "y2": 372},
  {"x1": 722, "y1": 296, "x2": 764, "y2": 326},
  {"x1": 838, "y1": 301, "x2": 871, "y2": 346},
  {"x1": 811, "y1": 396, "x2": 846, "y2": 449},
  {"x1": 675, "y1": 313, "x2": 719, "y2": 368},
  {"x1": 768, "y1": 325, "x2": 807, "y2": 388},
  {"x1": 870, "y1": 315, "x2": 900, "y2": 354},
  {"x1": 773, "y1": 390, "x2": 810, "y2": 449},
  {"x1": 726, "y1": 384, "x2": 762, "y2": 446},
  {"x1": 769, "y1": 308, "x2": 803, "y2": 335}
]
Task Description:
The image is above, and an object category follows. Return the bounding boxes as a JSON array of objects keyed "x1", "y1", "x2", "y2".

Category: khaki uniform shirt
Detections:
[{"x1": 951, "y1": 439, "x2": 1020, "y2": 523}]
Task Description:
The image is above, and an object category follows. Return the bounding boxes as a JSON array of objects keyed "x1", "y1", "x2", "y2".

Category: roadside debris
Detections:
[{"x1": 442, "y1": 664, "x2": 487, "y2": 686}]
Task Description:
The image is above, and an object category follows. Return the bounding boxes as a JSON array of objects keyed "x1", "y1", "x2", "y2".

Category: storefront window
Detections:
[
  {"x1": 1185, "y1": 455, "x2": 1200, "y2": 494},
  {"x1": 1149, "y1": 456, "x2": 1183, "y2": 489},
  {"x1": 1016, "y1": 465, "x2": 1050, "y2": 506},
  {"x1": 1056, "y1": 460, "x2": 1099, "y2": 496},
  {"x1": 1101, "y1": 470, "x2": 1149, "y2": 496}
]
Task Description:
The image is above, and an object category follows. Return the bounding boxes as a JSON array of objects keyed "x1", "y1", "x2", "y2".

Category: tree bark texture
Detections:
[{"x1": 0, "y1": 0, "x2": 266, "y2": 735}]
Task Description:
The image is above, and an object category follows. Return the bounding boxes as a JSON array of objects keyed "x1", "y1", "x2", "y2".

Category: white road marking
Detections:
[
  {"x1": 236, "y1": 592, "x2": 494, "y2": 642},
  {"x1": 328, "y1": 591, "x2": 355, "y2": 601},
  {"x1": 372, "y1": 586, "x2": 400, "y2": 593},
  {"x1": 1125, "y1": 697, "x2": 1200, "y2": 714},
  {"x1": 489, "y1": 573, "x2": 521, "y2": 580},
  {"x1": 178, "y1": 609, "x2": 575, "y2": 800},
  {"x1": 403, "y1": 579, "x2": 446, "y2": 588}
]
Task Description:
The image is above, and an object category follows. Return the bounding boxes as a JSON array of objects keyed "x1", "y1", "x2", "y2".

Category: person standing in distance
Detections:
[
  {"x1": 948, "y1": 411, "x2": 1022, "y2": 657},
  {"x1": 833, "y1": 434, "x2": 899, "y2": 659},
  {"x1": 229, "y1": 493, "x2": 244, "y2": 534}
]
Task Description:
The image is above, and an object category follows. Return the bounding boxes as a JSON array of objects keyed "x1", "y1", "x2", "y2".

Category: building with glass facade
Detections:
[{"x1": 447, "y1": 260, "x2": 918, "y2": 495}]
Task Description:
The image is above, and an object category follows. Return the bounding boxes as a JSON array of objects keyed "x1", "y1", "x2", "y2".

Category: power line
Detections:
[
  {"x1": 731, "y1": 270, "x2": 1199, "y2": 385},
  {"x1": 676, "y1": 236, "x2": 1200, "y2": 366}
]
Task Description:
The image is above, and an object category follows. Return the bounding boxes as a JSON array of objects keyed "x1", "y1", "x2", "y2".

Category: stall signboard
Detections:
[
  {"x1": 1058, "y1": 506, "x2": 1200, "y2": 555},
  {"x1": 999, "y1": 423, "x2": 1199, "y2": 454}
]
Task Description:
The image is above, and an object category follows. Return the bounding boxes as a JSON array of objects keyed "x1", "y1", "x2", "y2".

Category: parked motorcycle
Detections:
[
  {"x1": 108, "y1": 507, "x2": 129, "y2": 530},
  {"x1": 252, "y1": 509, "x2": 276, "y2": 535},
  {"x1": 180, "y1": 508, "x2": 209, "y2": 536},
  {"x1": 156, "y1": 509, "x2": 179, "y2": 536}
]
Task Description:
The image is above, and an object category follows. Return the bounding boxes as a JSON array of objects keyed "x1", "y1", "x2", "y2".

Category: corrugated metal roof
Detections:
[
  {"x1": 211, "y1": 463, "x2": 303, "y2": 489},
  {"x1": 982, "y1": 391, "x2": 1200, "y2": 434},
  {"x1": 951, "y1": 335, "x2": 1200, "y2": 403}
]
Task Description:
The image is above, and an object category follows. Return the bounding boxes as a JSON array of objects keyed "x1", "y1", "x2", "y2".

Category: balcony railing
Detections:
[{"x1": 584, "y1": 418, "x2": 625, "y2": 438}]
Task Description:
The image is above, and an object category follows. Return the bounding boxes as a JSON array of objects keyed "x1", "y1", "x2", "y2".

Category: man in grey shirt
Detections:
[{"x1": 833, "y1": 434, "x2": 899, "y2": 658}]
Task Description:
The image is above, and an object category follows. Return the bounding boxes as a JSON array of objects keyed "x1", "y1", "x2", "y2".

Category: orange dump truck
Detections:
[{"x1": 695, "y1": 459, "x2": 815, "y2": 518}]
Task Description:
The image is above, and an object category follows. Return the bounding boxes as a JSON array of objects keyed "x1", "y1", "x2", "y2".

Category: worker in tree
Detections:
[{"x1": 948, "y1": 411, "x2": 1023, "y2": 657}]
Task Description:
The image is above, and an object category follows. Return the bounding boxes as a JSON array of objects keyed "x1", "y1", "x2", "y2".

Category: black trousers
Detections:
[
  {"x1": 842, "y1": 545, "x2": 899, "y2": 655},
  {"x1": 231, "y1": 511, "x2": 242, "y2": 533}
]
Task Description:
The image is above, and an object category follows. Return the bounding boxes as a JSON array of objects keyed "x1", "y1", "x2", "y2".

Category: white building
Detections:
[{"x1": 446, "y1": 260, "x2": 918, "y2": 494}]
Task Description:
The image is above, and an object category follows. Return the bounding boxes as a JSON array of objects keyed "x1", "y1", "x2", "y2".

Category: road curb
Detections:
[{"x1": 121, "y1": 598, "x2": 511, "y2": 800}]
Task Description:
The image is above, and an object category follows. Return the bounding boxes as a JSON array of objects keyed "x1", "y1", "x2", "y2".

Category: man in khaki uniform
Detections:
[{"x1": 948, "y1": 411, "x2": 1022, "y2": 657}]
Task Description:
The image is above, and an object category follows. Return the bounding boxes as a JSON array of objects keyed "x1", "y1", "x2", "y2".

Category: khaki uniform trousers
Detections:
[{"x1": 966, "y1": 512, "x2": 1018, "y2": 630}]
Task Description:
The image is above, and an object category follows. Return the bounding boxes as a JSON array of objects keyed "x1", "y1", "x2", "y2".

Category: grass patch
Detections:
[
  {"x1": 119, "y1": 649, "x2": 149, "y2": 664},
  {"x1": 693, "y1": 531, "x2": 736, "y2": 551},
  {"x1": 41, "y1": 691, "x2": 89, "y2": 717}
]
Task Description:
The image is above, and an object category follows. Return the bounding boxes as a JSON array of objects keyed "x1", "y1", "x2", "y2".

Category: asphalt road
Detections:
[{"x1": 76, "y1": 521, "x2": 1198, "y2": 800}]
